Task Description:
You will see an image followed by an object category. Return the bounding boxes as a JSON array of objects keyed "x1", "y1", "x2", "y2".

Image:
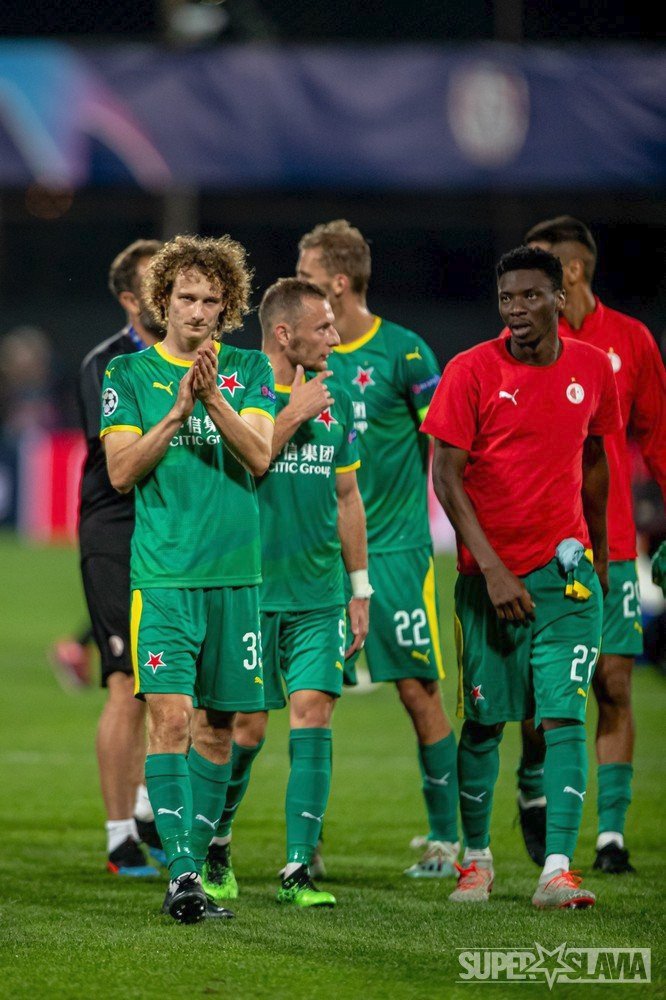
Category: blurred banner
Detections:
[
  {"x1": 10, "y1": 429, "x2": 456, "y2": 550},
  {"x1": 0, "y1": 42, "x2": 664, "y2": 189}
]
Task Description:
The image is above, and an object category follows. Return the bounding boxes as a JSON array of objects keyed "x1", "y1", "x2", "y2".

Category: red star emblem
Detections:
[
  {"x1": 145, "y1": 651, "x2": 166, "y2": 673},
  {"x1": 315, "y1": 407, "x2": 338, "y2": 431},
  {"x1": 218, "y1": 372, "x2": 245, "y2": 396},
  {"x1": 352, "y1": 365, "x2": 375, "y2": 394},
  {"x1": 471, "y1": 684, "x2": 485, "y2": 704}
]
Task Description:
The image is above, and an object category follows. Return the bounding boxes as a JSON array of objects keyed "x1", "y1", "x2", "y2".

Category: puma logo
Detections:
[
  {"x1": 195, "y1": 813, "x2": 219, "y2": 830},
  {"x1": 411, "y1": 649, "x2": 431, "y2": 664},
  {"x1": 563, "y1": 786, "x2": 586, "y2": 802},
  {"x1": 153, "y1": 380, "x2": 174, "y2": 395},
  {"x1": 460, "y1": 790, "x2": 486, "y2": 803},
  {"x1": 300, "y1": 811, "x2": 323, "y2": 823},
  {"x1": 105, "y1": 367, "x2": 115, "y2": 378},
  {"x1": 425, "y1": 772, "x2": 450, "y2": 787},
  {"x1": 499, "y1": 389, "x2": 519, "y2": 405},
  {"x1": 405, "y1": 348, "x2": 422, "y2": 361},
  {"x1": 157, "y1": 806, "x2": 183, "y2": 818}
]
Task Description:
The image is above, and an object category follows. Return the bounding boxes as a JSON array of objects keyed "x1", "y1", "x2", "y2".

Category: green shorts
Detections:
[
  {"x1": 344, "y1": 546, "x2": 444, "y2": 685},
  {"x1": 454, "y1": 556, "x2": 603, "y2": 726},
  {"x1": 601, "y1": 560, "x2": 643, "y2": 657},
  {"x1": 260, "y1": 606, "x2": 346, "y2": 710},
  {"x1": 130, "y1": 586, "x2": 264, "y2": 712}
]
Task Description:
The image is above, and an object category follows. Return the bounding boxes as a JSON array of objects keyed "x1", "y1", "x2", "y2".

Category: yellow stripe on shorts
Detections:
[
  {"x1": 454, "y1": 612, "x2": 465, "y2": 719},
  {"x1": 130, "y1": 589, "x2": 143, "y2": 696},
  {"x1": 422, "y1": 557, "x2": 445, "y2": 680}
]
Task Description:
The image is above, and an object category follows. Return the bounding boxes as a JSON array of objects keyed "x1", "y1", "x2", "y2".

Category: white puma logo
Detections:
[
  {"x1": 425, "y1": 772, "x2": 450, "y2": 787},
  {"x1": 301, "y1": 811, "x2": 323, "y2": 822},
  {"x1": 195, "y1": 813, "x2": 219, "y2": 830},
  {"x1": 460, "y1": 790, "x2": 486, "y2": 803},
  {"x1": 499, "y1": 389, "x2": 519, "y2": 405},
  {"x1": 563, "y1": 786, "x2": 586, "y2": 802},
  {"x1": 157, "y1": 806, "x2": 183, "y2": 818}
]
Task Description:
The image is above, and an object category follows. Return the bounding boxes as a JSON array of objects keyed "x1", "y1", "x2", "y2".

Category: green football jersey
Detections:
[
  {"x1": 328, "y1": 317, "x2": 440, "y2": 553},
  {"x1": 100, "y1": 340, "x2": 275, "y2": 589},
  {"x1": 258, "y1": 379, "x2": 359, "y2": 611}
]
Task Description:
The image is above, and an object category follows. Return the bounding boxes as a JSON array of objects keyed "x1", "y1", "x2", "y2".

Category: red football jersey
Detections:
[
  {"x1": 558, "y1": 299, "x2": 666, "y2": 560},
  {"x1": 421, "y1": 336, "x2": 622, "y2": 576}
]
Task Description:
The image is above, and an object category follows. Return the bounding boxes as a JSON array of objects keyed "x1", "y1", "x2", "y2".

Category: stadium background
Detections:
[{"x1": 0, "y1": 4, "x2": 664, "y2": 996}]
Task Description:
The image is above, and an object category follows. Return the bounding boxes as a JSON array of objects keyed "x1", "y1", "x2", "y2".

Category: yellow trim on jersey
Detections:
[
  {"x1": 240, "y1": 407, "x2": 275, "y2": 424},
  {"x1": 453, "y1": 612, "x2": 464, "y2": 719},
  {"x1": 154, "y1": 340, "x2": 221, "y2": 367},
  {"x1": 130, "y1": 590, "x2": 143, "y2": 696},
  {"x1": 333, "y1": 316, "x2": 381, "y2": 354},
  {"x1": 335, "y1": 460, "x2": 361, "y2": 474},
  {"x1": 100, "y1": 424, "x2": 143, "y2": 439},
  {"x1": 417, "y1": 404, "x2": 430, "y2": 423},
  {"x1": 422, "y1": 557, "x2": 445, "y2": 680},
  {"x1": 274, "y1": 374, "x2": 306, "y2": 394}
]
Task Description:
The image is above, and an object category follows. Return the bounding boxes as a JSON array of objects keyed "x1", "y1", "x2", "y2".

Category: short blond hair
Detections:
[
  {"x1": 299, "y1": 219, "x2": 371, "y2": 295},
  {"x1": 143, "y1": 234, "x2": 253, "y2": 336}
]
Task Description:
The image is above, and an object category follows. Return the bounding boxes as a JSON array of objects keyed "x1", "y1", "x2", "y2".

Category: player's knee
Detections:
[
  {"x1": 396, "y1": 677, "x2": 439, "y2": 712},
  {"x1": 541, "y1": 717, "x2": 584, "y2": 731},
  {"x1": 290, "y1": 691, "x2": 334, "y2": 729},
  {"x1": 233, "y1": 711, "x2": 268, "y2": 748},
  {"x1": 594, "y1": 669, "x2": 632, "y2": 710},
  {"x1": 462, "y1": 719, "x2": 505, "y2": 744}
]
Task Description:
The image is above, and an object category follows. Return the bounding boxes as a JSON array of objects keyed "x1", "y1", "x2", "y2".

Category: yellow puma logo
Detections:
[
  {"x1": 633, "y1": 621, "x2": 643, "y2": 634},
  {"x1": 577, "y1": 687, "x2": 587, "y2": 698},
  {"x1": 335, "y1": 661, "x2": 344, "y2": 672},
  {"x1": 105, "y1": 367, "x2": 115, "y2": 378},
  {"x1": 254, "y1": 676, "x2": 264, "y2": 685},
  {"x1": 405, "y1": 348, "x2": 422, "y2": 361},
  {"x1": 152, "y1": 381, "x2": 174, "y2": 396},
  {"x1": 411, "y1": 649, "x2": 430, "y2": 664}
]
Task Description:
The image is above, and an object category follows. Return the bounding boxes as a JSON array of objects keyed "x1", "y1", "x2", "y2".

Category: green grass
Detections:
[{"x1": 0, "y1": 533, "x2": 663, "y2": 998}]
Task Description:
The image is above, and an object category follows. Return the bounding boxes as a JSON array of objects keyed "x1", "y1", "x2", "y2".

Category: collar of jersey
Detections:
[
  {"x1": 333, "y1": 316, "x2": 381, "y2": 354},
  {"x1": 154, "y1": 340, "x2": 221, "y2": 367},
  {"x1": 560, "y1": 295, "x2": 604, "y2": 339},
  {"x1": 274, "y1": 372, "x2": 307, "y2": 394}
]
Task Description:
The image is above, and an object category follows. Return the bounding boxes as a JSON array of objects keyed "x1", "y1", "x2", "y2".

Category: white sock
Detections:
[
  {"x1": 283, "y1": 861, "x2": 302, "y2": 878},
  {"x1": 542, "y1": 853, "x2": 569, "y2": 877},
  {"x1": 596, "y1": 831, "x2": 624, "y2": 850},
  {"x1": 211, "y1": 835, "x2": 231, "y2": 847},
  {"x1": 463, "y1": 847, "x2": 492, "y2": 864},
  {"x1": 106, "y1": 818, "x2": 139, "y2": 854},
  {"x1": 133, "y1": 783, "x2": 154, "y2": 822},
  {"x1": 518, "y1": 791, "x2": 547, "y2": 809}
]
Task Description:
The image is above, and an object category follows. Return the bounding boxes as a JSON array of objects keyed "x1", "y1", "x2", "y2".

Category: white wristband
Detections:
[{"x1": 349, "y1": 569, "x2": 374, "y2": 599}]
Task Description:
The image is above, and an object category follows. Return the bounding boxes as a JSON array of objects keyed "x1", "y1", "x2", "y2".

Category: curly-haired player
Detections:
[{"x1": 101, "y1": 234, "x2": 275, "y2": 923}]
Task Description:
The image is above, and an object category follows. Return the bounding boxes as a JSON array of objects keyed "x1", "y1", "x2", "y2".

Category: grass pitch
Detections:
[{"x1": 0, "y1": 533, "x2": 663, "y2": 998}]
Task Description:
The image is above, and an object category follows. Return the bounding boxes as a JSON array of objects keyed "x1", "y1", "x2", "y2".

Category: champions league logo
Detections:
[{"x1": 102, "y1": 388, "x2": 118, "y2": 416}]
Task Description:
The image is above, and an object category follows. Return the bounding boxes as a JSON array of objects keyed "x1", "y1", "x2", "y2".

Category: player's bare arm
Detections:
[
  {"x1": 104, "y1": 366, "x2": 197, "y2": 493},
  {"x1": 336, "y1": 469, "x2": 370, "y2": 657},
  {"x1": 581, "y1": 434, "x2": 610, "y2": 595},
  {"x1": 432, "y1": 440, "x2": 535, "y2": 622},
  {"x1": 269, "y1": 365, "x2": 334, "y2": 460},
  {"x1": 193, "y1": 345, "x2": 273, "y2": 476}
]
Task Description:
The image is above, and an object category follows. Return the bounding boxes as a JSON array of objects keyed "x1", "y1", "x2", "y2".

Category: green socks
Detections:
[
  {"x1": 418, "y1": 732, "x2": 459, "y2": 843},
  {"x1": 458, "y1": 723, "x2": 503, "y2": 850},
  {"x1": 145, "y1": 753, "x2": 195, "y2": 878},
  {"x1": 517, "y1": 759, "x2": 545, "y2": 800},
  {"x1": 286, "y1": 728, "x2": 332, "y2": 865},
  {"x1": 597, "y1": 762, "x2": 633, "y2": 837},
  {"x1": 187, "y1": 747, "x2": 231, "y2": 871},
  {"x1": 544, "y1": 725, "x2": 587, "y2": 859},
  {"x1": 216, "y1": 739, "x2": 265, "y2": 839}
]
